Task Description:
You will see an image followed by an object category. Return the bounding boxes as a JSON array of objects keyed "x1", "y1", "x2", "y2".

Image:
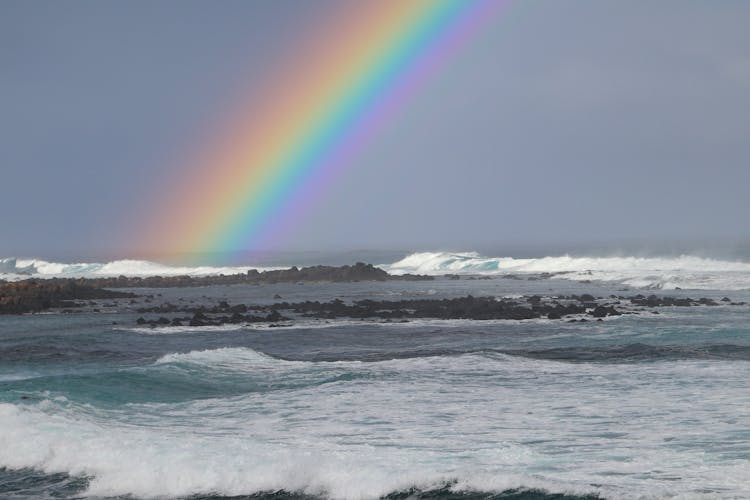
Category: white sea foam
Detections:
[
  {"x1": 383, "y1": 251, "x2": 750, "y2": 290},
  {"x1": 121, "y1": 316, "x2": 569, "y2": 337},
  {"x1": 121, "y1": 319, "x2": 384, "y2": 336},
  {"x1": 155, "y1": 346, "x2": 288, "y2": 368},
  {"x1": 0, "y1": 257, "x2": 277, "y2": 281},
  {"x1": 2, "y1": 348, "x2": 750, "y2": 498},
  {"x1": 0, "y1": 372, "x2": 41, "y2": 383},
  {"x1": 123, "y1": 324, "x2": 250, "y2": 335},
  {"x1": 3, "y1": 251, "x2": 750, "y2": 290}
]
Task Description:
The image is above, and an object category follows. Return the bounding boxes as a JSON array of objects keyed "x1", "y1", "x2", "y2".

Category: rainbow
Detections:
[{"x1": 142, "y1": 0, "x2": 505, "y2": 262}]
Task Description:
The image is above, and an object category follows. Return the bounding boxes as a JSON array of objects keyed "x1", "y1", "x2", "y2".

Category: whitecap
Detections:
[{"x1": 382, "y1": 251, "x2": 750, "y2": 290}]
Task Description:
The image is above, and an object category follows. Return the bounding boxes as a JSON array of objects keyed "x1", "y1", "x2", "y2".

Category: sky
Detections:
[{"x1": 1, "y1": 0, "x2": 749, "y2": 261}]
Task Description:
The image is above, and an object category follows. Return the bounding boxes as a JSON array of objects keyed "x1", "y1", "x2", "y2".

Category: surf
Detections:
[{"x1": 382, "y1": 251, "x2": 750, "y2": 290}]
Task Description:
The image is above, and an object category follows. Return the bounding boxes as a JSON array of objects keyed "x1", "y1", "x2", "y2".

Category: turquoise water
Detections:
[{"x1": 1, "y1": 276, "x2": 749, "y2": 499}]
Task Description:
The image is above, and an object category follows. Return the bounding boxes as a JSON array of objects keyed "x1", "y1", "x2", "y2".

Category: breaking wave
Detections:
[
  {"x1": 2, "y1": 346, "x2": 750, "y2": 498},
  {"x1": 4, "y1": 251, "x2": 750, "y2": 290},
  {"x1": 0, "y1": 257, "x2": 275, "y2": 281},
  {"x1": 382, "y1": 251, "x2": 750, "y2": 290}
]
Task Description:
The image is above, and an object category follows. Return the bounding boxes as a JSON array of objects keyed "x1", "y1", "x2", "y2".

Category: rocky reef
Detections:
[
  {"x1": 61, "y1": 262, "x2": 431, "y2": 288},
  {"x1": 3, "y1": 261, "x2": 745, "y2": 321},
  {"x1": 132, "y1": 293, "x2": 746, "y2": 328},
  {"x1": 0, "y1": 263, "x2": 430, "y2": 314},
  {"x1": 0, "y1": 281, "x2": 136, "y2": 314}
]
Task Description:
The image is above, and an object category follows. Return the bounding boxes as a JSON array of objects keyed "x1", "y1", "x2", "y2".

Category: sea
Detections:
[{"x1": 1, "y1": 250, "x2": 750, "y2": 499}]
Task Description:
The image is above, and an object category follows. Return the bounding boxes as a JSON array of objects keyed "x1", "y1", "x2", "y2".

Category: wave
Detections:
[
  {"x1": 382, "y1": 251, "x2": 750, "y2": 290},
  {"x1": 121, "y1": 317, "x2": 558, "y2": 337},
  {"x1": 3, "y1": 346, "x2": 750, "y2": 498},
  {"x1": 0, "y1": 401, "x2": 596, "y2": 499},
  {"x1": 506, "y1": 343, "x2": 750, "y2": 362},
  {"x1": 155, "y1": 346, "x2": 290, "y2": 368},
  {"x1": 0, "y1": 469, "x2": 600, "y2": 500},
  {"x1": 156, "y1": 342, "x2": 750, "y2": 367},
  {"x1": 0, "y1": 257, "x2": 276, "y2": 281},
  {"x1": 4, "y1": 251, "x2": 750, "y2": 290}
]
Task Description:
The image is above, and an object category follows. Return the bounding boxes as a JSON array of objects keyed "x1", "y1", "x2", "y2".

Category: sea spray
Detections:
[{"x1": 3, "y1": 251, "x2": 750, "y2": 289}]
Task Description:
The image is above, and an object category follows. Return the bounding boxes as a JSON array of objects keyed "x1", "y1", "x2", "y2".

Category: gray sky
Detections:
[{"x1": 2, "y1": 1, "x2": 749, "y2": 260}]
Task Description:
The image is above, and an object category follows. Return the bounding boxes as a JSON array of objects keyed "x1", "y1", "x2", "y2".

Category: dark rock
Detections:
[
  {"x1": 266, "y1": 310, "x2": 284, "y2": 322},
  {"x1": 189, "y1": 311, "x2": 209, "y2": 327},
  {"x1": 229, "y1": 312, "x2": 245, "y2": 324},
  {"x1": 698, "y1": 297, "x2": 718, "y2": 306},
  {"x1": 17, "y1": 263, "x2": 431, "y2": 291},
  {"x1": 0, "y1": 281, "x2": 135, "y2": 315},
  {"x1": 590, "y1": 306, "x2": 622, "y2": 318},
  {"x1": 128, "y1": 291, "x2": 745, "y2": 328},
  {"x1": 228, "y1": 304, "x2": 248, "y2": 314}
]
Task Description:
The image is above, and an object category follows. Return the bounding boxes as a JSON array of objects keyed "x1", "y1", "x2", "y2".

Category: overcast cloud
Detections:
[{"x1": 1, "y1": 1, "x2": 749, "y2": 260}]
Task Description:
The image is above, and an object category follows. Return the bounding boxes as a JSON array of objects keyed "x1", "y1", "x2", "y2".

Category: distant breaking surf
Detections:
[
  {"x1": 382, "y1": 251, "x2": 750, "y2": 290},
  {"x1": 2, "y1": 251, "x2": 750, "y2": 290},
  {"x1": 0, "y1": 257, "x2": 277, "y2": 281}
]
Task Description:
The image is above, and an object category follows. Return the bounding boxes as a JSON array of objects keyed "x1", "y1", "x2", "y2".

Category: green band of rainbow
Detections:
[{"x1": 143, "y1": 0, "x2": 506, "y2": 262}]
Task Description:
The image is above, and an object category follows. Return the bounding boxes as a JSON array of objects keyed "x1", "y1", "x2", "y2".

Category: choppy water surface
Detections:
[{"x1": 1, "y1": 273, "x2": 749, "y2": 499}]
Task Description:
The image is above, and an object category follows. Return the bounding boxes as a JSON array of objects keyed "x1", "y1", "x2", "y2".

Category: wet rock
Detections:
[
  {"x1": 266, "y1": 310, "x2": 284, "y2": 322},
  {"x1": 0, "y1": 281, "x2": 135, "y2": 314},
  {"x1": 21, "y1": 263, "x2": 432, "y2": 290},
  {"x1": 590, "y1": 306, "x2": 622, "y2": 318},
  {"x1": 698, "y1": 297, "x2": 718, "y2": 306},
  {"x1": 130, "y1": 292, "x2": 745, "y2": 328},
  {"x1": 189, "y1": 311, "x2": 208, "y2": 327}
]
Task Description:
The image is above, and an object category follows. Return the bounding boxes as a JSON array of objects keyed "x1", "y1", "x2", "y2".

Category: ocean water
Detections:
[{"x1": 1, "y1": 252, "x2": 750, "y2": 499}]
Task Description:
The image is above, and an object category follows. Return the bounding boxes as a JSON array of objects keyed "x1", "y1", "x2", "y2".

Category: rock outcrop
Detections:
[
  {"x1": 0, "y1": 281, "x2": 136, "y2": 314},
  {"x1": 131, "y1": 293, "x2": 746, "y2": 327},
  {"x1": 51, "y1": 262, "x2": 432, "y2": 289}
]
